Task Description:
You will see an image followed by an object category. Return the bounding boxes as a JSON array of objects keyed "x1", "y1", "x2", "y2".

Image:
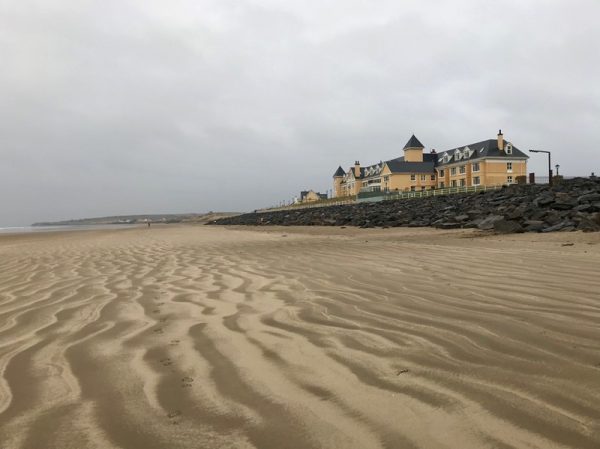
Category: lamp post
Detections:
[
  {"x1": 555, "y1": 164, "x2": 560, "y2": 176},
  {"x1": 529, "y1": 149, "x2": 552, "y2": 186}
]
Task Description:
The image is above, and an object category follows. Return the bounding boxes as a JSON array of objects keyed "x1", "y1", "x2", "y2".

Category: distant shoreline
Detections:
[
  {"x1": 0, "y1": 224, "x2": 141, "y2": 235},
  {"x1": 29, "y1": 212, "x2": 239, "y2": 228}
]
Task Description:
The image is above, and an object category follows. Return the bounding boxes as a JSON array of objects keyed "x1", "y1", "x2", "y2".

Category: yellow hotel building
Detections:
[{"x1": 333, "y1": 131, "x2": 528, "y2": 197}]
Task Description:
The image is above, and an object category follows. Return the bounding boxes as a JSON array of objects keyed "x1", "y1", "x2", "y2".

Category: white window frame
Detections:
[
  {"x1": 410, "y1": 174, "x2": 416, "y2": 181},
  {"x1": 450, "y1": 167, "x2": 456, "y2": 176},
  {"x1": 472, "y1": 162, "x2": 480, "y2": 172},
  {"x1": 473, "y1": 176, "x2": 481, "y2": 186},
  {"x1": 507, "y1": 162, "x2": 513, "y2": 172},
  {"x1": 420, "y1": 174, "x2": 426, "y2": 181},
  {"x1": 459, "y1": 165, "x2": 466, "y2": 175},
  {"x1": 507, "y1": 175, "x2": 513, "y2": 184}
]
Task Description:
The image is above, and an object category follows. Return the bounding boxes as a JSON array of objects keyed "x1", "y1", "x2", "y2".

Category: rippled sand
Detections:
[{"x1": 1, "y1": 225, "x2": 599, "y2": 449}]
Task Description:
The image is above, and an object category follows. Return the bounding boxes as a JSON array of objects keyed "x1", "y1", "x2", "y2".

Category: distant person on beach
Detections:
[{"x1": 146, "y1": 220, "x2": 151, "y2": 228}]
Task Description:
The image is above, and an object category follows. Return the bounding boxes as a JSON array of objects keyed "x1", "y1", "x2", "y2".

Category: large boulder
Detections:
[
  {"x1": 478, "y1": 215, "x2": 505, "y2": 230},
  {"x1": 493, "y1": 219, "x2": 524, "y2": 234}
]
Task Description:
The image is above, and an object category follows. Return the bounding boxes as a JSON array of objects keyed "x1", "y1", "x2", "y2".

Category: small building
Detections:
[
  {"x1": 333, "y1": 130, "x2": 528, "y2": 197},
  {"x1": 300, "y1": 190, "x2": 328, "y2": 202}
]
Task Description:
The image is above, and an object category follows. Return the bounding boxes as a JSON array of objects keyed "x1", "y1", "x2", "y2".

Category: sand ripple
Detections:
[{"x1": 1, "y1": 226, "x2": 599, "y2": 449}]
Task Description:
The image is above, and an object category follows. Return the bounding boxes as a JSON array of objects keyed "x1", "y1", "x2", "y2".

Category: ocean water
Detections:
[{"x1": 0, "y1": 224, "x2": 140, "y2": 234}]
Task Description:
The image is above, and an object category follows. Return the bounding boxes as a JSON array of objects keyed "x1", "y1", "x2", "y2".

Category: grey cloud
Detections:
[{"x1": 1, "y1": 0, "x2": 599, "y2": 225}]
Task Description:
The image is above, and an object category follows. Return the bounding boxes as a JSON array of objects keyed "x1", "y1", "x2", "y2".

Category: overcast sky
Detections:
[{"x1": 1, "y1": 0, "x2": 599, "y2": 226}]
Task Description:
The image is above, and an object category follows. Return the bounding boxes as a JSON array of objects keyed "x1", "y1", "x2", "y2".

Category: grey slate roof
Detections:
[
  {"x1": 386, "y1": 159, "x2": 436, "y2": 173},
  {"x1": 333, "y1": 166, "x2": 345, "y2": 177},
  {"x1": 436, "y1": 139, "x2": 528, "y2": 166},
  {"x1": 403, "y1": 134, "x2": 424, "y2": 149},
  {"x1": 336, "y1": 135, "x2": 527, "y2": 180}
]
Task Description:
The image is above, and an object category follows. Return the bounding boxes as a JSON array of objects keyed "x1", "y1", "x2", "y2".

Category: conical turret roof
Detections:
[
  {"x1": 333, "y1": 166, "x2": 345, "y2": 177},
  {"x1": 403, "y1": 134, "x2": 424, "y2": 149}
]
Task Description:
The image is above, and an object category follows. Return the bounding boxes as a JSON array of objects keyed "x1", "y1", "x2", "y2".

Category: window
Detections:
[
  {"x1": 451, "y1": 180, "x2": 457, "y2": 187},
  {"x1": 439, "y1": 169, "x2": 445, "y2": 176},
  {"x1": 410, "y1": 186, "x2": 416, "y2": 191},
  {"x1": 420, "y1": 174, "x2": 426, "y2": 181},
  {"x1": 473, "y1": 176, "x2": 481, "y2": 185},
  {"x1": 421, "y1": 186, "x2": 426, "y2": 191},
  {"x1": 410, "y1": 174, "x2": 416, "y2": 181},
  {"x1": 507, "y1": 162, "x2": 513, "y2": 172},
  {"x1": 362, "y1": 181, "x2": 367, "y2": 186},
  {"x1": 459, "y1": 179, "x2": 466, "y2": 187},
  {"x1": 459, "y1": 165, "x2": 466, "y2": 174},
  {"x1": 440, "y1": 182, "x2": 445, "y2": 188},
  {"x1": 430, "y1": 174, "x2": 436, "y2": 180},
  {"x1": 383, "y1": 175, "x2": 389, "y2": 182},
  {"x1": 472, "y1": 162, "x2": 480, "y2": 172},
  {"x1": 450, "y1": 167, "x2": 456, "y2": 176},
  {"x1": 507, "y1": 175, "x2": 513, "y2": 184}
]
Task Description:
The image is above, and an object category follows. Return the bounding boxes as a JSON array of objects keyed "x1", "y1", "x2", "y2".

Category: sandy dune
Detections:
[{"x1": 0, "y1": 225, "x2": 599, "y2": 449}]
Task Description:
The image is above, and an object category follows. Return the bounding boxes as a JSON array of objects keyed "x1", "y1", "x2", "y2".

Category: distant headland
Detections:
[{"x1": 32, "y1": 212, "x2": 238, "y2": 227}]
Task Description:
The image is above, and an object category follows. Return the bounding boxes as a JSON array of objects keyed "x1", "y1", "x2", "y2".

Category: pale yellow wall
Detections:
[
  {"x1": 481, "y1": 160, "x2": 527, "y2": 185},
  {"x1": 337, "y1": 156, "x2": 527, "y2": 195},
  {"x1": 333, "y1": 177, "x2": 343, "y2": 197},
  {"x1": 403, "y1": 149, "x2": 424, "y2": 162},
  {"x1": 386, "y1": 173, "x2": 436, "y2": 191},
  {"x1": 339, "y1": 178, "x2": 361, "y2": 196},
  {"x1": 303, "y1": 191, "x2": 321, "y2": 202},
  {"x1": 437, "y1": 159, "x2": 527, "y2": 187}
]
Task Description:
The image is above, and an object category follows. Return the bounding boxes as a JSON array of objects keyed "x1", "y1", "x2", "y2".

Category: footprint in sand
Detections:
[
  {"x1": 181, "y1": 376, "x2": 194, "y2": 388},
  {"x1": 160, "y1": 358, "x2": 172, "y2": 366},
  {"x1": 159, "y1": 317, "x2": 168, "y2": 323},
  {"x1": 169, "y1": 339, "x2": 180, "y2": 346},
  {"x1": 167, "y1": 410, "x2": 181, "y2": 419},
  {"x1": 153, "y1": 327, "x2": 164, "y2": 334},
  {"x1": 152, "y1": 309, "x2": 161, "y2": 314}
]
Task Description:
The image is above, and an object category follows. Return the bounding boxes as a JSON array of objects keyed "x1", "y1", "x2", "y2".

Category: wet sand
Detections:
[{"x1": 1, "y1": 225, "x2": 599, "y2": 449}]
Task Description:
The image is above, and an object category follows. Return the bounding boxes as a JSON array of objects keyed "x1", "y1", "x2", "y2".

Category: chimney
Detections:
[
  {"x1": 354, "y1": 161, "x2": 361, "y2": 177},
  {"x1": 430, "y1": 149, "x2": 437, "y2": 154},
  {"x1": 497, "y1": 129, "x2": 504, "y2": 151}
]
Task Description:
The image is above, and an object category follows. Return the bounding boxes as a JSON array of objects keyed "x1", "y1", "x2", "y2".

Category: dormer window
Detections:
[{"x1": 505, "y1": 142, "x2": 513, "y2": 154}]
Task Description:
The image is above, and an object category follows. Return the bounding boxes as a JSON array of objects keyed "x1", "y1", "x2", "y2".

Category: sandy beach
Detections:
[{"x1": 0, "y1": 225, "x2": 599, "y2": 449}]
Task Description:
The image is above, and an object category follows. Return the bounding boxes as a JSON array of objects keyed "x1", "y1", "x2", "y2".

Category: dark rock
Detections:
[
  {"x1": 478, "y1": 215, "x2": 504, "y2": 230},
  {"x1": 436, "y1": 222, "x2": 462, "y2": 229},
  {"x1": 577, "y1": 218, "x2": 600, "y2": 232},
  {"x1": 578, "y1": 193, "x2": 600, "y2": 203},
  {"x1": 574, "y1": 204, "x2": 592, "y2": 212},
  {"x1": 542, "y1": 221, "x2": 575, "y2": 233},
  {"x1": 494, "y1": 219, "x2": 524, "y2": 234},
  {"x1": 552, "y1": 200, "x2": 577, "y2": 210},
  {"x1": 534, "y1": 195, "x2": 555, "y2": 207},
  {"x1": 524, "y1": 221, "x2": 545, "y2": 232},
  {"x1": 210, "y1": 178, "x2": 600, "y2": 235}
]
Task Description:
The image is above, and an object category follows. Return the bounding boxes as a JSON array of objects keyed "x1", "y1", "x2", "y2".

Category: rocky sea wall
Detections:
[{"x1": 209, "y1": 178, "x2": 600, "y2": 233}]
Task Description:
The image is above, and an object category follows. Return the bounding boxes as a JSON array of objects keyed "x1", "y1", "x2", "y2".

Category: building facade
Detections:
[
  {"x1": 298, "y1": 190, "x2": 328, "y2": 203},
  {"x1": 333, "y1": 131, "x2": 528, "y2": 197}
]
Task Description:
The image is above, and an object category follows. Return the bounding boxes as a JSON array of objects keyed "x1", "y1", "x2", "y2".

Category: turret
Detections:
[
  {"x1": 403, "y1": 135, "x2": 425, "y2": 162},
  {"x1": 332, "y1": 166, "x2": 345, "y2": 197}
]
